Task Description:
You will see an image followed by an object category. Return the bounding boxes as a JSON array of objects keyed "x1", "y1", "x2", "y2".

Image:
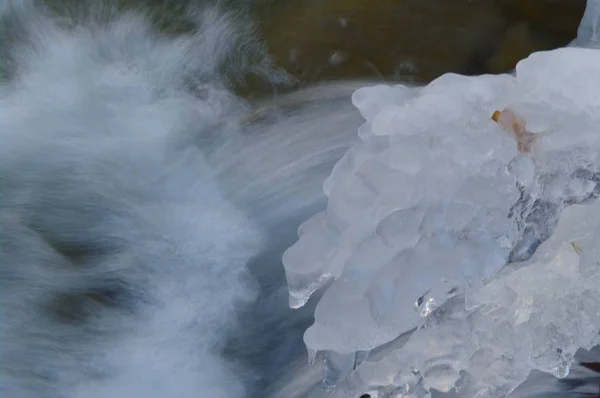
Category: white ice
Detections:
[
  {"x1": 577, "y1": 0, "x2": 600, "y2": 48},
  {"x1": 283, "y1": 0, "x2": 600, "y2": 395}
]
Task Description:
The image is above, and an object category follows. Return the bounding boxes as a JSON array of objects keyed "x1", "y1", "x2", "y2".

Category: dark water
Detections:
[
  {"x1": 37, "y1": 0, "x2": 586, "y2": 96},
  {"x1": 253, "y1": 0, "x2": 585, "y2": 86}
]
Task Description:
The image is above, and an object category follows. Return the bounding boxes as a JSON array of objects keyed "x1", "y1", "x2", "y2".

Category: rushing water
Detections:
[{"x1": 0, "y1": 2, "x2": 361, "y2": 397}]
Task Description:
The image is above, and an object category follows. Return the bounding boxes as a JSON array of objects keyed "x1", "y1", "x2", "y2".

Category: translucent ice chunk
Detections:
[
  {"x1": 351, "y1": 84, "x2": 415, "y2": 122},
  {"x1": 336, "y1": 199, "x2": 600, "y2": 398},
  {"x1": 322, "y1": 351, "x2": 359, "y2": 388},
  {"x1": 284, "y1": 40, "x2": 600, "y2": 397},
  {"x1": 577, "y1": 0, "x2": 600, "y2": 48}
]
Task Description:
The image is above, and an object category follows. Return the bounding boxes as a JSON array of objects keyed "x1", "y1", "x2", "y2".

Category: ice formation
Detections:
[
  {"x1": 327, "y1": 200, "x2": 600, "y2": 397},
  {"x1": 577, "y1": 0, "x2": 600, "y2": 48},
  {"x1": 283, "y1": 1, "x2": 600, "y2": 396}
]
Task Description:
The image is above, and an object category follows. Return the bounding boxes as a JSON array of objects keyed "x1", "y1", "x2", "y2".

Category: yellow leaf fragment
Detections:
[
  {"x1": 571, "y1": 241, "x2": 582, "y2": 255},
  {"x1": 491, "y1": 108, "x2": 541, "y2": 154}
]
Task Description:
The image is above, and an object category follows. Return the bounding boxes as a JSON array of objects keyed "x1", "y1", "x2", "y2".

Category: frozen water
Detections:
[
  {"x1": 283, "y1": 4, "x2": 600, "y2": 395},
  {"x1": 285, "y1": 72, "x2": 521, "y2": 352},
  {"x1": 577, "y1": 0, "x2": 600, "y2": 48},
  {"x1": 328, "y1": 199, "x2": 600, "y2": 398},
  {"x1": 285, "y1": 74, "x2": 519, "y2": 317}
]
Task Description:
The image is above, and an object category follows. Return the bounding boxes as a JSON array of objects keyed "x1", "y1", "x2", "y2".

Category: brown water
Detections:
[
  {"x1": 37, "y1": 0, "x2": 585, "y2": 96},
  {"x1": 251, "y1": 0, "x2": 585, "y2": 92}
]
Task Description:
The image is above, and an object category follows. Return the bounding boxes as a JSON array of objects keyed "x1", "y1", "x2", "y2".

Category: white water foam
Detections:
[{"x1": 0, "y1": 2, "x2": 267, "y2": 397}]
